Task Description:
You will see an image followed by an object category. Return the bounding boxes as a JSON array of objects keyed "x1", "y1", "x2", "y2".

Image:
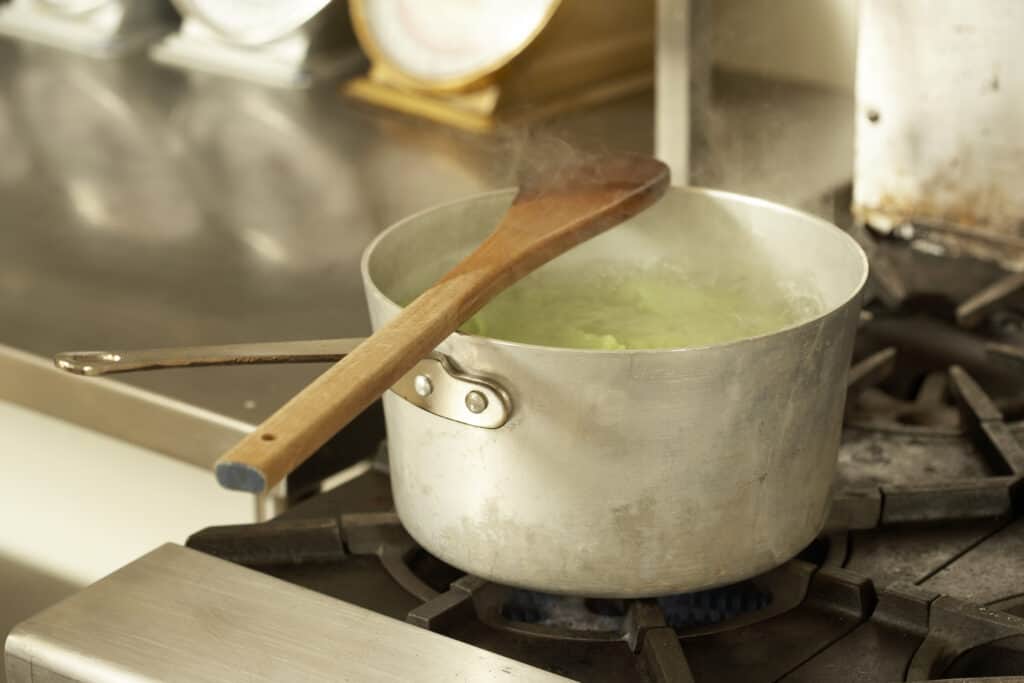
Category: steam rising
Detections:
[{"x1": 495, "y1": 126, "x2": 636, "y2": 196}]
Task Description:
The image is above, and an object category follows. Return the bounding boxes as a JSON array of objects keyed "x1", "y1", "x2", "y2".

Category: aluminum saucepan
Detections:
[
  {"x1": 360, "y1": 186, "x2": 868, "y2": 597},
  {"x1": 56, "y1": 186, "x2": 868, "y2": 597}
]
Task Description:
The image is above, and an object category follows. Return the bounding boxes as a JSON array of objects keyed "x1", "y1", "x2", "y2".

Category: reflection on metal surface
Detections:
[
  {"x1": 15, "y1": 52, "x2": 201, "y2": 240},
  {"x1": 171, "y1": 84, "x2": 373, "y2": 269},
  {"x1": 0, "y1": 343, "x2": 252, "y2": 470},
  {"x1": 0, "y1": 0, "x2": 173, "y2": 56},
  {"x1": 0, "y1": 94, "x2": 31, "y2": 186},
  {"x1": 357, "y1": 117, "x2": 497, "y2": 224},
  {"x1": 151, "y1": 0, "x2": 359, "y2": 88},
  {"x1": 0, "y1": 43, "x2": 853, "y2": 441},
  {"x1": 4, "y1": 544, "x2": 571, "y2": 682}
]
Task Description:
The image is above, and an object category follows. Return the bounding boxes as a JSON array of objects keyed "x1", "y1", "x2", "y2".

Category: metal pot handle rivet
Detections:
[
  {"x1": 389, "y1": 354, "x2": 510, "y2": 429},
  {"x1": 464, "y1": 390, "x2": 488, "y2": 414},
  {"x1": 413, "y1": 374, "x2": 433, "y2": 397}
]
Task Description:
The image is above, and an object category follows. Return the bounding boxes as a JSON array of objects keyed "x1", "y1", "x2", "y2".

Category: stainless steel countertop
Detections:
[
  {"x1": 6, "y1": 543, "x2": 573, "y2": 682},
  {"x1": 0, "y1": 38, "x2": 853, "y2": 445}
]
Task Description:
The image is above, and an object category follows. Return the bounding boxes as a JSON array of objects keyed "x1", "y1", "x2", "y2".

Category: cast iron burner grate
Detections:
[
  {"x1": 185, "y1": 224, "x2": 1024, "y2": 681},
  {"x1": 187, "y1": 499, "x2": 1024, "y2": 682},
  {"x1": 825, "y1": 229, "x2": 1024, "y2": 611}
]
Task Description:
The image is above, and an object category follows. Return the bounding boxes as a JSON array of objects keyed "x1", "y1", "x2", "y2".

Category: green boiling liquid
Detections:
[{"x1": 458, "y1": 262, "x2": 823, "y2": 350}]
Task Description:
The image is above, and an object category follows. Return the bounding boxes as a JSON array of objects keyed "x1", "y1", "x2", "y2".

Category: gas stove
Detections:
[
  {"x1": 9, "y1": 226, "x2": 1024, "y2": 683},
  {"x1": 179, "y1": 462, "x2": 1024, "y2": 682},
  {"x1": 176, "y1": 227, "x2": 1024, "y2": 682}
]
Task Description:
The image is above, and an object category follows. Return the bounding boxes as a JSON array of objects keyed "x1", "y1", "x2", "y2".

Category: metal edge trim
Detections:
[{"x1": 0, "y1": 343, "x2": 252, "y2": 471}]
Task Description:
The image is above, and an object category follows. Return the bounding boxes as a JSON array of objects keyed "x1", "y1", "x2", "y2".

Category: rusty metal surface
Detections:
[{"x1": 854, "y1": 1, "x2": 1024, "y2": 245}]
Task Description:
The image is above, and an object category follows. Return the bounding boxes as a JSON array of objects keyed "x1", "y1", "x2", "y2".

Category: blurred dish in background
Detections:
[
  {"x1": 0, "y1": 0, "x2": 174, "y2": 56},
  {"x1": 345, "y1": 0, "x2": 654, "y2": 132},
  {"x1": 355, "y1": 0, "x2": 556, "y2": 85},
  {"x1": 37, "y1": 0, "x2": 112, "y2": 13},
  {"x1": 150, "y1": 0, "x2": 362, "y2": 88},
  {"x1": 180, "y1": 0, "x2": 332, "y2": 46}
]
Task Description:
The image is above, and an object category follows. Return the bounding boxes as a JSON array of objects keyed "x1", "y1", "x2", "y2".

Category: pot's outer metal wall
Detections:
[
  {"x1": 363, "y1": 188, "x2": 866, "y2": 597},
  {"x1": 854, "y1": 0, "x2": 1024, "y2": 237}
]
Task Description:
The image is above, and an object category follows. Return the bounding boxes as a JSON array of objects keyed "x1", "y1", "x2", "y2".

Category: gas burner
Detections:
[
  {"x1": 656, "y1": 583, "x2": 773, "y2": 630},
  {"x1": 187, "y1": 509, "x2": 792, "y2": 644},
  {"x1": 819, "y1": 228, "x2": 1024, "y2": 634},
  {"x1": 850, "y1": 226, "x2": 1024, "y2": 427},
  {"x1": 848, "y1": 308, "x2": 1024, "y2": 431},
  {"x1": 179, "y1": 226, "x2": 1024, "y2": 681},
  {"x1": 490, "y1": 578, "x2": 774, "y2": 636},
  {"x1": 827, "y1": 228, "x2": 1024, "y2": 534},
  {"x1": 187, "y1": 465, "x2": 1024, "y2": 682}
]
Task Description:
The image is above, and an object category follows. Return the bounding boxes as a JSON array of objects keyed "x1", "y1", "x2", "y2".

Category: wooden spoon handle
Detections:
[
  {"x1": 216, "y1": 155, "x2": 669, "y2": 495},
  {"x1": 214, "y1": 274, "x2": 487, "y2": 494}
]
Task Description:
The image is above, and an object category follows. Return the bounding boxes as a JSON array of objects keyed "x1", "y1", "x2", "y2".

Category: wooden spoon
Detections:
[{"x1": 216, "y1": 154, "x2": 670, "y2": 494}]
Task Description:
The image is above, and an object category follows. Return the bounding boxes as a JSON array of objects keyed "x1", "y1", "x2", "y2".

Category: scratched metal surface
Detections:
[{"x1": 854, "y1": 0, "x2": 1024, "y2": 242}]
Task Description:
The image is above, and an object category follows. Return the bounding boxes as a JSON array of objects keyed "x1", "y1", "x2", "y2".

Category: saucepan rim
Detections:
[{"x1": 360, "y1": 185, "x2": 870, "y2": 356}]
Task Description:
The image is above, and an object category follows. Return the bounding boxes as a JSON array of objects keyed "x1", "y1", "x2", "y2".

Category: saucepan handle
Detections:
[
  {"x1": 53, "y1": 340, "x2": 511, "y2": 429},
  {"x1": 53, "y1": 339, "x2": 364, "y2": 375}
]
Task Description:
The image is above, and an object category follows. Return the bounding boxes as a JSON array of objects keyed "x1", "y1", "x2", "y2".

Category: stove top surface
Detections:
[
  {"x1": 186, "y1": 233, "x2": 1024, "y2": 682},
  {"x1": 187, "y1": 461, "x2": 1024, "y2": 682}
]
